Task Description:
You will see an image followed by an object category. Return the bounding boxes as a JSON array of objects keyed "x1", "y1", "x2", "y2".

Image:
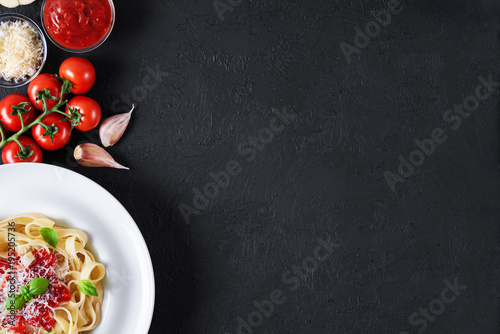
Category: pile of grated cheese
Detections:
[{"x1": 0, "y1": 20, "x2": 44, "y2": 83}]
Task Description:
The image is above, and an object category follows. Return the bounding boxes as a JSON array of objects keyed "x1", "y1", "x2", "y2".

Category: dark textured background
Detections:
[{"x1": 2, "y1": 0, "x2": 500, "y2": 333}]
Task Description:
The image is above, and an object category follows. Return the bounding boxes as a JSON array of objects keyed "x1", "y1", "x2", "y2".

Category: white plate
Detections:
[{"x1": 0, "y1": 163, "x2": 155, "y2": 334}]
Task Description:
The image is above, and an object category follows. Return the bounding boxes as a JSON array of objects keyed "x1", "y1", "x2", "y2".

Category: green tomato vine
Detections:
[{"x1": 0, "y1": 78, "x2": 81, "y2": 160}]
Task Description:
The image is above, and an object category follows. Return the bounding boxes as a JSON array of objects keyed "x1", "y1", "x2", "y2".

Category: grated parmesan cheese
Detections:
[
  {"x1": 0, "y1": 250, "x2": 71, "y2": 333},
  {"x1": 0, "y1": 20, "x2": 44, "y2": 83},
  {"x1": 20, "y1": 252, "x2": 35, "y2": 268}
]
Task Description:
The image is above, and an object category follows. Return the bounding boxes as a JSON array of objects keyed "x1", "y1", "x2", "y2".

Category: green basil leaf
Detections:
[
  {"x1": 39, "y1": 227, "x2": 58, "y2": 248},
  {"x1": 28, "y1": 278, "x2": 50, "y2": 296},
  {"x1": 6, "y1": 294, "x2": 25, "y2": 311},
  {"x1": 19, "y1": 285, "x2": 32, "y2": 301},
  {"x1": 78, "y1": 280, "x2": 98, "y2": 297},
  {"x1": 22, "y1": 293, "x2": 32, "y2": 302},
  {"x1": 19, "y1": 286, "x2": 29, "y2": 295}
]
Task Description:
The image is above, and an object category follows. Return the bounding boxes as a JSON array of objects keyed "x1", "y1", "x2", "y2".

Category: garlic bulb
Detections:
[
  {"x1": 74, "y1": 143, "x2": 129, "y2": 169},
  {"x1": 99, "y1": 104, "x2": 134, "y2": 147},
  {"x1": 0, "y1": 0, "x2": 36, "y2": 8}
]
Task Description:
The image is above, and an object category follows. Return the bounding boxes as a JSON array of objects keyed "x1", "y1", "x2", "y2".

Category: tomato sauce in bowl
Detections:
[{"x1": 42, "y1": 0, "x2": 115, "y2": 52}]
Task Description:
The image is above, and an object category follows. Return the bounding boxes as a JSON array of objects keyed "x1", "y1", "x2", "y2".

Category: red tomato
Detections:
[
  {"x1": 0, "y1": 94, "x2": 36, "y2": 132},
  {"x1": 2, "y1": 136, "x2": 43, "y2": 164},
  {"x1": 28, "y1": 74, "x2": 64, "y2": 110},
  {"x1": 65, "y1": 96, "x2": 101, "y2": 131},
  {"x1": 59, "y1": 57, "x2": 96, "y2": 95},
  {"x1": 31, "y1": 114, "x2": 71, "y2": 151}
]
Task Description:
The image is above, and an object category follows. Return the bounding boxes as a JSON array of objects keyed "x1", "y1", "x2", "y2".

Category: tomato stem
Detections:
[
  {"x1": 0, "y1": 94, "x2": 68, "y2": 149},
  {"x1": 18, "y1": 112, "x2": 25, "y2": 130},
  {"x1": 52, "y1": 109, "x2": 70, "y2": 117},
  {"x1": 0, "y1": 125, "x2": 5, "y2": 143},
  {"x1": 13, "y1": 137, "x2": 34, "y2": 161},
  {"x1": 13, "y1": 137, "x2": 22, "y2": 148}
]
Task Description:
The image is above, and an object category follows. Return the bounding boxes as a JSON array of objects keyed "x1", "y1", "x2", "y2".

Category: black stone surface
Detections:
[{"x1": 1, "y1": 0, "x2": 500, "y2": 333}]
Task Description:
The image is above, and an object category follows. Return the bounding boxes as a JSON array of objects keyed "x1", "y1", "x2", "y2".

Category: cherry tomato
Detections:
[
  {"x1": 31, "y1": 114, "x2": 71, "y2": 151},
  {"x1": 0, "y1": 94, "x2": 36, "y2": 132},
  {"x1": 2, "y1": 136, "x2": 43, "y2": 164},
  {"x1": 28, "y1": 74, "x2": 64, "y2": 111},
  {"x1": 59, "y1": 57, "x2": 96, "y2": 95},
  {"x1": 65, "y1": 96, "x2": 101, "y2": 131}
]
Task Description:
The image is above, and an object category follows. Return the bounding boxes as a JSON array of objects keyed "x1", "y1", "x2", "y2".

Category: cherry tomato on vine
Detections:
[
  {"x1": 28, "y1": 74, "x2": 64, "y2": 111},
  {"x1": 31, "y1": 114, "x2": 71, "y2": 151},
  {"x1": 0, "y1": 94, "x2": 36, "y2": 132},
  {"x1": 59, "y1": 57, "x2": 96, "y2": 95},
  {"x1": 2, "y1": 136, "x2": 43, "y2": 164},
  {"x1": 65, "y1": 96, "x2": 101, "y2": 131}
]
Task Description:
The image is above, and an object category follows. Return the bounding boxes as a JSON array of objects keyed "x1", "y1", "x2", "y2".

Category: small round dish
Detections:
[
  {"x1": 0, "y1": 13, "x2": 47, "y2": 88},
  {"x1": 41, "y1": 0, "x2": 115, "y2": 53}
]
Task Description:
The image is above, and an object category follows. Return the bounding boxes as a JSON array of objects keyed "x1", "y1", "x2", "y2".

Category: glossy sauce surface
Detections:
[{"x1": 43, "y1": 0, "x2": 112, "y2": 49}]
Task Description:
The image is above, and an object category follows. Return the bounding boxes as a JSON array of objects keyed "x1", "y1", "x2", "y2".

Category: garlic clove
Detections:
[
  {"x1": 0, "y1": 0, "x2": 35, "y2": 7},
  {"x1": 0, "y1": 0, "x2": 22, "y2": 8},
  {"x1": 74, "y1": 143, "x2": 129, "y2": 169},
  {"x1": 99, "y1": 104, "x2": 134, "y2": 147}
]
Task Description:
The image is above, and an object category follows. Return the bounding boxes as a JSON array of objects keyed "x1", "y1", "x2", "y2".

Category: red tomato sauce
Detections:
[
  {"x1": 1, "y1": 249, "x2": 71, "y2": 334},
  {"x1": 43, "y1": 0, "x2": 113, "y2": 49}
]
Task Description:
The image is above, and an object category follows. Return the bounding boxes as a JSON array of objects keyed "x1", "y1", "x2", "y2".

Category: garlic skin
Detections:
[
  {"x1": 74, "y1": 143, "x2": 129, "y2": 170},
  {"x1": 99, "y1": 104, "x2": 134, "y2": 147},
  {"x1": 0, "y1": 0, "x2": 36, "y2": 8}
]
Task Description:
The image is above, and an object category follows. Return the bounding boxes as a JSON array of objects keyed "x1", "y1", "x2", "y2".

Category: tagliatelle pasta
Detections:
[{"x1": 0, "y1": 214, "x2": 105, "y2": 334}]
